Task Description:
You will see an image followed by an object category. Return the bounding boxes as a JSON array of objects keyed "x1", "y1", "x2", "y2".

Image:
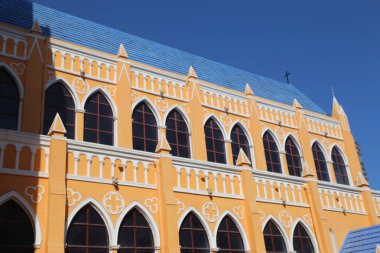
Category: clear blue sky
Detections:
[{"x1": 32, "y1": 0, "x2": 380, "y2": 189}]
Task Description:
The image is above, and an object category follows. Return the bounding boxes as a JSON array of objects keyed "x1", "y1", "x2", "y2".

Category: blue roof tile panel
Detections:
[
  {"x1": 0, "y1": 0, "x2": 326, "y2": 114},
  {"x1": 340, "y1": 224, "x2": 380, "y2": 253}
]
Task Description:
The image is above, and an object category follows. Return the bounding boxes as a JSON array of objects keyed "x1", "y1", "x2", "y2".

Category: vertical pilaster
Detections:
[
  {"x1": 22, "y1": 22, "x2": 47, "y2": 134},
  {"x1": 75, "y1": 109, "x2": 84, "y2": 141},
  {"x1": 280, "y1": 151, "x2": 290, "y2": 175},
  {"x1": 45, "y1": 114, "x2": 68, "y2": 253}
]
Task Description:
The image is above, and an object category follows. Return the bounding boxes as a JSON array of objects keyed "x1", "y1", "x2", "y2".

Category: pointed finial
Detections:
[
  {"x1": 47, "y1": 113, "x2": 67, "y2": 137},
  {"x1": 331, "y1": 86, "x2": 336, "y2": 98},
  {"x1": 244, "y1": 83, "x2": 254, "y2": 96},
  {"x1": 117, "y1": 44, "x2": 128, "y2": 58},
  {"x1": 236, "y1": 148, "x2": 251, "y2": 167},
  {"x1": 376, "y1": 244, "x2": 380, "y2": 253},
  {"x1": 155, "y1": 133, "x2": 172, "y2": 154},
  {"x1": 293, "y1": 99, "x2": 303, "y2": 109},
  {"x1": 302, "y1": 161, "x2": 314, "y2": 178},
  {"x1": 31, "y1": 19, "x2": 42, "y2": 33},
  {"x1": 187, "y1": 66, "x2": 198, "y2": 79},
  {"x1": 356, "y1": 171, "x2": 369, "y2": 188}
]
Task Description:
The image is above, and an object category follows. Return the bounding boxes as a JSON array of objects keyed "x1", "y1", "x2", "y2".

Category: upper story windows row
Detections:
[{"x1": 0, "y1": 66, "x2": 351, "y2": 186}]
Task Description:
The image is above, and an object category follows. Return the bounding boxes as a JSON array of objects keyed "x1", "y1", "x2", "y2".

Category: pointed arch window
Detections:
[
  {"x1": 216, "y1": 216, "x2": 245, "y2": 253},
  {"x1": 43, "y1": 82, "x2": 75, "y2": 139},
  {"x1": 132, "y1": 102, "x2": 158, "y2": 152},
  {"x1": 0, "y1": 68, "x2": 20, "y2": 130},
  {"x1": 312, "y1": 143, "x2": 330, "y2": 182},
  {"x1": 263, "y1": 132, "x2": 282, "y2": 173},
  {"x1": 179, "y1": 212, "x2": 210, "y2": 253},
  {"x1": 117, "y1": 208, "x2": 155, "y2": 253},
  {"x1": 263, "y1": 220, "x2": 287, "y2": 253},
  {"x1": 84, "y1": 92, "x2": 114, "y2": 145},
  {"x1": 285, "y1": 137, "x2": 302, "y2": 177},
  {"x1": 204, "y1": 118, "x2": 226, "y2": 164},
  {"x1": 331, "y1": 147, "x2": 349, "y2": 185},
  {"x1": 166, "y1": 109, "x2": 190, "y2": 158},
  {"x1": 66, "y1": 205, "x2": 109, "y2": 253},
  {"x1": 0, "y1": 200, "x2": 34, "y2": 252},
  {"x1": 231, "y1": 124, "x2": 251, "y2": 165},
  {"x1": 293, "y1": 223, "x2": 315, "y2": 253}
]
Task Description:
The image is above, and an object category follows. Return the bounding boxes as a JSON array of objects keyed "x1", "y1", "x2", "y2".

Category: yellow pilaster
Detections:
[
  {"x1": 46, "y1": 114, "x2": 68, "y2": 252},
  {"x1": 75, "y1": 109, "x2": 84, "y2": 141},
  {"x1": 155, "y1": 134, "x2": 180, "y2": 252}
]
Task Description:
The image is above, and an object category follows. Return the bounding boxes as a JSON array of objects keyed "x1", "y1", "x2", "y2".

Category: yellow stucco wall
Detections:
[{"x1": 0, "y1": 20, "x2": 379, "y2": 253}]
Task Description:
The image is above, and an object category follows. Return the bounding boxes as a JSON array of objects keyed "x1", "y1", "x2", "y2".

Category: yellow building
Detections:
[{"x1": 0, "y1": 1, "x2": 379, "y2": 252}]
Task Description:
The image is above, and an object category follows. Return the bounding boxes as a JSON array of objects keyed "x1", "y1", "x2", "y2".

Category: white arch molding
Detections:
[
  {"x1": 262, "y1": 129, "x2": 285, "y2": 174},
  {"x1": 228, "y1": 120, "x2": 256, "y2": 167},
  {"x1": 311, "y1": 140, "x2": 333, "y2": 182},
  {"x1": 178, "y1": 207, "x2": 216, "y2": 249},
  {"x1": 163, "y1": 105, "x2": 193, "y2": 158},
  {"x1": 0, "y1": 62, "x2": 24, "y2": 131},
  {"x1": 261, "y1": 215, "x2": 291, "y2": 252},
  {"x1": 289, "y1": 218, "x2": 320, "y2": 253},
  {"x1": 66, "y1": 197, "x2": 115, "y2": 247},
  {"x1": 203, "y1": 114, "x2": 230, "y2": 165},
  {"x1": 213, "y1": 211, "x2": 250, "y2": 251},
  {"x1": 330, "y1": 144, "x2": 353, "y2": 186},
  {"x1": 114, "y1": 201, "x2": 160, "y2": 250},
  {"x1": 0, "y1": 191, "x2": 42, "y2": 248},
  {"x1": 131, "y1": 97, "x2": 162, "y2": 127},
  {"x1": 81, "y1": 87, "x2": 118, "y2": 146},
  {"x1": 283, "y1": 133, "x2": 305, "y2": 176}
]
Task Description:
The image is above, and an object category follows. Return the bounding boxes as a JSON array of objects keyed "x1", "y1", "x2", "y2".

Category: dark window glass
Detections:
[
  {"x1": 118, "y1": 208, "x2": 154, "y2": 253},
  {"x1": 179, "y1": 213, "x2": 210, "y2": 252},
  {"x1": 84, "y1": 92, "x2": 114, "y2": 145},
  {"x1": 263, "y1": 132, "x2": 282, "y2": 173},
  {"x1": 331, "y1": 147, "x2": 349, "y2": 185},
  {"x1": 312, "y1": 143, "x2": 330, "y2": 182},
  {"x1": 166, "y1": 110, "x2": 190, "y2": 158},
  {"x1": 263, "y1": 220, "x2": 287, "y2": 253},
  {"x1": 0, "y1": 200, "x2": 34, "y2": 253},
  {"x1": 293, "y1": 223, "x2": 315, "y2": 253},
  {"x1": 0, "y1": 69, "x2": 20, "y2": 131},
  {"x1": 66, "y1": 205, "x2": 109, "y2": 253},
  {"x1": 285, "y1": 137, "x2": 302, "y2": 177},
  {"x1": 132, "y1": 102, "x2": 158, "y2": 152},
  {"x1": 43, "y1": 82, "x2": 75, "y2": 139},
  {"x1": 217, "y1": 216, "x2": 245, "y2": 253},
  {"x1": 230, "y1": 124, "x2": 251, "y2": 165},
  {"x1": 204, "y1": 119, "x2": 226, "y2": 164}
]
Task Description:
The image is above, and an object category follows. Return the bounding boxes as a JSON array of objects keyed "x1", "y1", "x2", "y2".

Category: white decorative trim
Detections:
[
  {"x1": 66, "y1": 188, "x2": 81, "y2": 207},
  {"x1": 114, "y1": 201, "x2": 161, "y2": 249},
  {"x1": 278, "y1": 209, "x2": 293, "y2": 228},
  {"x1": 176, "y1": 199, "x2": 185, "y2": 214},
  {"x1": 103, "y1": 192, "x2": 125, "y2": 215},
  {"x1": 131, "y1": 97, "x2": 163, "y2": 127},
  {"x1": 290, "y1": 219, "x2": 320, "y2": 253},
  {"x1": 45, "y1": 78, "x2": 81, "y2": 111},
  {"x1": 25, "y1": 185, "x2": 45, "y2": 203},
  {"x1": 145, "y1": 197, "x2": 159, "y2": 213},
  {"x1": 0, "y1": 191, "x2": 42, "y2": 248},
  {"x1": 202, "y1": 202, "x2": 219, "y2": 222},
  {"x1": 154, "y1": 97, "x2": 169, "y2": 112},
  {"x1": 10, "y1": 62, "x2": 25, "y2": 75},
  {"x1": 232, "y1": 205, "x2": 245, "y2": 219},
  {"x1": 72, "y1": 78, "x2": 90, "y2": 94},
  {"x1": 262, "y1": 215, "x2": 290, "y2": 251}
]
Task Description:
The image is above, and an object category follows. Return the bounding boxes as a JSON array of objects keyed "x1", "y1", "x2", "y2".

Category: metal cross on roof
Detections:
[{"x1": 284, "y1": 70, "x2": 291, "y2": 84}]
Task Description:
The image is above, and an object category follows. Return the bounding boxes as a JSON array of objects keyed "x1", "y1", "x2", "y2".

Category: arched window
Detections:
[
  {"x1": 312, "y1": 143, "x2": 330, "y2": 182},
  {"x1": 263, "y1": 220, "x2": 287, "y2": 253},
  {"x1": 263, "y1": 132, "x2": 282, "y2": 173},
  {"x1": 231, "y1": 124, "x2": 251, "y2": 165},
  {"x1": 43, "y1": 82, "x2": 75, "y2": 139},
  {"x1": 66, "y1": 205, "x2": 109, "y2": 253},
  {"x1": 0, "y1": 68, "x2": 20, "y2": 130},
  {"x1": 166, "y1": 109, "x2": 190, "y2": 158},
  {"x1": 204, "y1": 118, "x2": 226, "y2": 164},
  {"x1": 331, "y1": 147, "x2": 349, "y2": 185},
  {"x1": 285, "y1": 137, "x2": 302, "y2": 177},
  {"x1": 293, "y1": 223, "x2": 315, "y2": 253},
  {"x1": 216, "y1": 216, "x2": 245, "y2": 253},
  {"x1": 0, "y1": 200, "x2": 34, "y2": 252},
  {"x1": 118, "y1": 208, "x2": 155, "y2": 253},
  {"x1": 132, "y1": 102, "x2": 158, "y2": 152},
  {"x1": 84, "y1": 92, "x2": 114, "y2": 145},
  {"x1": 179, "y1": 212, "x2": 210, "y2": 252}
]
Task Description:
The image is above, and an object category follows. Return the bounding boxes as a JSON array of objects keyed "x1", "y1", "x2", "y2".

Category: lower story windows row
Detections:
[{"x1": 0, "y1": 200, "x2": 317, "y2": 253}]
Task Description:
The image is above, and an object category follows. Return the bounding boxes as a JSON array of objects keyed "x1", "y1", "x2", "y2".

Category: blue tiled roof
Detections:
[
  {"x1": 340, "y1": 224, "x2": 380, "y2": 253},
  {"x1": 0, "y1": 0, "x2": 326, "y2": 114}
]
